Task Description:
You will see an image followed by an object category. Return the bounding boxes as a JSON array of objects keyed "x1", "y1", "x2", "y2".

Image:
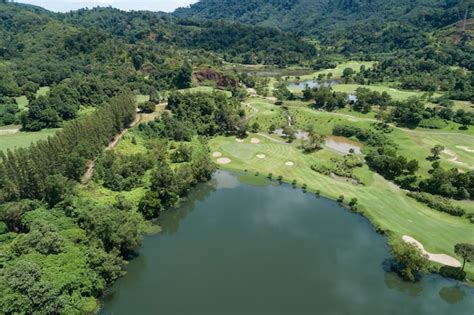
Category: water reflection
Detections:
[
  {"x1": 439, "y1": 285, "x2": 466, "y2": 304},
  {"x1": 159, "y1": 175, "x2": 217, "y2": 235},
  {"x1": 384, "y1": 272, "x2": 423, "y2": 297}
]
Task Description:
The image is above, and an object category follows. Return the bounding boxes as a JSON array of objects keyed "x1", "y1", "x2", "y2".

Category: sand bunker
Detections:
[
  {"x1": 235, "y1": 138, "x2": 244, "y2": 143},
  {"x1": 256, "y1": 154, "x2": 266, "y2": 159},
  {"x1": 212, "y1": 152, "x2": 222, "y2": 158},
  {"x1": 250, "y1": 138, "x2": 261, "y2": 144},
  {"x1": 456, "y1": 146, "x2": 474, "y2": 153},
  {"x1": 216, "y1": 158, "x2": 232, "y2": 165},
  {"x1": 285, "y1": 161, "x2": 294, "y2": 166},
  {"x1": 402, "y1": 235, "x2": 461, "y2": 267}
]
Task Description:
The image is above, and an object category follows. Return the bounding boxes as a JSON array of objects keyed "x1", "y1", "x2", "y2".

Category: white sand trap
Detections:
[
  {"x1": 212, "y1": 152, "x2": 222, "y2": 158},
  {"x1": 402, "y1": 235, "x2": 461, "y2": 267},
  {"x1": 235, "y1": 138, "x2": 244, "y2": 143},
  {"x1": 256, "y1": 154, "x2": 266, "y2": 159},
  {"x1": 456, "y1": 146, "x2": 474, "y2": 153},
  {"x1": 285, "y1": 161, "x2": 294, "y2": 166},
  {"x1": 250, "y1": 138, "x2": 261, "y2": 144},
  {"x1": 216, "y1": 158, "x2": 232, "y2": 165}
]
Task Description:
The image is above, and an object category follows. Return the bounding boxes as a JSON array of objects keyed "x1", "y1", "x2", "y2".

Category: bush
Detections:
[
  {"x1": 389, "y1": 240, "x2": 429, "y2": 282},
  {"x1": 439, "y1": 266, "x2": 466, "y2": 281},
  {"x1": 337, "y1": 195, "x2": 344, "y2": 203},
  {"x1": 407, "y1": 192, "x2": 465, "y2": 217}
]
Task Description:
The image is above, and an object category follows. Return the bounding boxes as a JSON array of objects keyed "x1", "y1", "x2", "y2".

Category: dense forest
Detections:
[{"x1": 0, "y1": 2, "x2": 314, "y2": 129}]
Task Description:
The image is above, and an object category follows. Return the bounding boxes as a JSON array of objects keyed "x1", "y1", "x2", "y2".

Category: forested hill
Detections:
[
  {"x1": 175, "y1": 0, "x2": 472, "y2": 51},
  {"x1": 0, "y1": 2, "x2": 314, "y2": 129}
]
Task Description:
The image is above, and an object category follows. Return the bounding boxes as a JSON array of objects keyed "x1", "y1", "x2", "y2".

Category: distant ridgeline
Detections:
[{"x1": 174, "y1": 0, "x2": 472, "y2": 53}]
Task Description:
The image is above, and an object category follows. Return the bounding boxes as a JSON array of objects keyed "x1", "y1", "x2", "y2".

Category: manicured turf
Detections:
[
  {"x1": 179, "y1": 86, "x2": 233, "y2": 97},
  {"x1": 332, "y1": 84, "x2": 443, "y2": 101},
  {"x1": 291, "y1": 61, "x2": 375, "y2": 81},
  {"x1": 0, "y1": 129, "x2": 59, "y2": 151}
]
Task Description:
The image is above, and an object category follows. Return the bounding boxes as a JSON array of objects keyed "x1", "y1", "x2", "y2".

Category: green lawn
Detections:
[
  {"x1": 14, "y1": 96, "x2": 29, "y2": 110},
  {"x1": 332, "y1": 84, "x2": 443, "y2": 101},
  {"x1": 136, "y1": 94, "x2": 150, "y2": 104},
  {"x1": 36, "y1": 86, "x2": 50, "y2": 98},
  {"x1": 290, "y1": 61, "x2": 375, "y2": 81},
  {"x1": 0, "y1": 129, "x2": 59, "y2": 151},
  {"x1": 179, "y1": 86, "x2": 233, "y2": 97},
  {"x1": 209, "y1": 134, "x2": 474, "y2": 280}
]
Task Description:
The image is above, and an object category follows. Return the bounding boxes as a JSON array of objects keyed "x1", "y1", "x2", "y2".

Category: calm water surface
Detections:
[{"x1": 101, "y1": 171, "x2": 474, "y2": 315}]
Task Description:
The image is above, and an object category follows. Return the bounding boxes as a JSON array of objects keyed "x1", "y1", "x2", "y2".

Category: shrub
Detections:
[
  {"x1": 439, "y1": 266, "x2": 466, "y2": 281},
  {"x1": 407, "y1": 192, "x2": 465, "y2": 217},
  {"x1": 390, "y1": 240, "x2": 429, "y2": 282},
  {"x1": 337, "y1": 195, "x2": 344, "y2": 203}
]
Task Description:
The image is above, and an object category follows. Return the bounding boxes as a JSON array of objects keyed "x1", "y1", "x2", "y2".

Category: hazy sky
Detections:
[{"x1": 18, "y1": 0, "x2": 198, "y2": 12}]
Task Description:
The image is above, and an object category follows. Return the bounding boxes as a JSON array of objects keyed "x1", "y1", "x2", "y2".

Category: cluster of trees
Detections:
[
  {"x1": 137, "y1": 142, "x2": 216, "y2": 219},
  {"x1": 390, "y1": 240, "x2": 474, "y2": 282},
  {"x1": 407, "y1": 192, "x2": 465, "y2": 217},
  {"x1": 0, "y1": 94, "x2": 136, "y2": 202},
  {"x1": 419, "y1": 164, "x2": 474, "y2": 200},
  {"x1": 0, "y1": 96, "x2": 19, "y2": 126},
  {"x1": 333, "y1": 124, "x2": 474, "y2": 201},
  {"x1": 0, "y1": 95, "x2": 143, "y2": 313},
  {"x1": 361, "y1": 57, "x2": 474, "y2": 102},
  {"x1": 303, "y1": 83, "x2": 473, "y2": 129},
  {"x1": 165, "y1": 92, "x2": 246, "y2": 138}
]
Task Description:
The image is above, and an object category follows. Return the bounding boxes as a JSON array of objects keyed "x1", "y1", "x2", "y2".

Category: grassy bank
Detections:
[{"x1": 0, "y1": 129, "x2": 59, "y2": 151}]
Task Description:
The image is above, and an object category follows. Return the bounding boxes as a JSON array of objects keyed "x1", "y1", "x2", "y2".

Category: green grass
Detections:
[
  {"x1": 14, "y1": 96, "x2": 29, "y2": 110},
  {"x1": 179, "y1": 86, "x2": 233, "y2": 97},
  {"x1": 136, "y1": 94, "x2": 150, "y2": 104},
  {"x1": 0, "y1": 129, "x2": 59, "y2": 151},
  {"x1": 77, "y1": 106, "x2": 97, "y2": 117},
  {"x1": 36, "y1": 86, "x2": 50, "y2": 98},
  {"x1": 209, "y1": 134, "x2": 474, "y2": 280},
  {"x1": 288, "y1": 61, "x2": 375, "y2": 81},
  {"x1": 332, "y1": 84, "x2": 443, "y2": 101}
]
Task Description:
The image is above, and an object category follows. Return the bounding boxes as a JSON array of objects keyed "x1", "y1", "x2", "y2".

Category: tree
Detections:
[
  {"x1": 390, "y1": 241, "x2": 429, "y2": 282},
  {"x1": 175, "y1": 62, "x2": 192, "y2": 89},
  {"x1": 430, "y1": 145, "x2": 445, "y2": 160},
  {"x1": 268, "y1": 124, "x2": 276, "y2": 134},
  {"x1": 44, "y1": 175, "x2": 73, "y2": 208},
  {"x1": 454, "y1": 243, "x2": 474, "y2": 272},
  {"x1": 251, "y1": 122, "x2": 260, "y2": 133},
  {"x1": 282, "y1": 126, "x2": 296, "y2": 143},
  {"x1": 406, "y1": 159, "x2": 419, "y2": 174},
  {"x1": 302, "y1": 130, "x2": 325, "y2": 153}
]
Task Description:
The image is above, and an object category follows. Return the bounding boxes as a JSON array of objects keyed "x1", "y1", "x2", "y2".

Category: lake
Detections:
[
  {"x1": 288, "y1": 79, "x2": 337, "y2": 90},
  {"x1": 100, "y1": 171, "x2": 474, "y2": 315}
]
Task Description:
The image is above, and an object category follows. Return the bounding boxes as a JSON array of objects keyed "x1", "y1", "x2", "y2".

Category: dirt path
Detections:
[
  {"x1": 402, "y1": 235, "x2": 461, "y2": 267},
  {"x1": 0, "y1": 127, "x2": 20, "y2": 135},
  {"x1": 81, "y1": 113, "x2": 142, "y2": 185}
]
